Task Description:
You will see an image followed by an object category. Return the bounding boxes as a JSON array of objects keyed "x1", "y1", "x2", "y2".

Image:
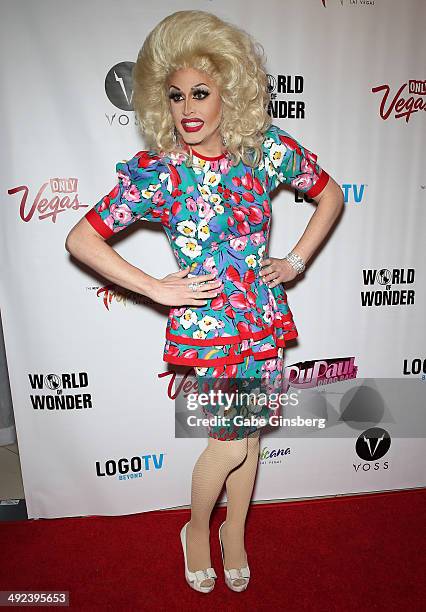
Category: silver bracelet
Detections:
[{"x1": 284, "y1": 250, "x2": 306, "y2": 274}]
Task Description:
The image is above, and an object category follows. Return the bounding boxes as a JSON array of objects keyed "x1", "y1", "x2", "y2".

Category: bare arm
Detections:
[
  {"x1": 259, "y1": 175, "x2": 345, "y2": 287},
  {"x1": 65, "y1": 217, "x2": 222, "y2": 306},
  {"x1": 290, "y1": 175, "x2": 345, "y2": 265},
  {"x1": 65, "y1": 216, "x2": 156, "y2": 297}
]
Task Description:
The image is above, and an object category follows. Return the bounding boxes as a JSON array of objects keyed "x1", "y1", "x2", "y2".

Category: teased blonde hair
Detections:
[{"x1": 132, "y1": 10, "x2": 272, "y2": 168}]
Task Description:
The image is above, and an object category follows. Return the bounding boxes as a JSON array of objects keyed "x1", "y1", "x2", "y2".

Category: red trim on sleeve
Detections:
[
  {"x1": 84, "y1": 208, "x2": 114, "y2": 239},
  {"x1": 306, "y1": 169, "x2": 330, "y2": 199}
]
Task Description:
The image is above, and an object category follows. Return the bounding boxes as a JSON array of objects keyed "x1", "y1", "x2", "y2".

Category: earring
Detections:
[
  {"x1": 222, "y1": 133, "x2": 228, "y2": 147},
  {"x1": 172, "y1": 126, "x2": 177, "y2": 145}
]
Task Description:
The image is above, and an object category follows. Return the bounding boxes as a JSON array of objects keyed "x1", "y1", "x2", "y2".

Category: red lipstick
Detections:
[{"x1": 181, "y1": 118, "x2": 204, "y2": 132}]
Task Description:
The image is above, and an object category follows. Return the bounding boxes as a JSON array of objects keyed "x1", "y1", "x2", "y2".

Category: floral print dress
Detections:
[{"x1": 84, "y1": 123, "x2": 329, "y2": 439}]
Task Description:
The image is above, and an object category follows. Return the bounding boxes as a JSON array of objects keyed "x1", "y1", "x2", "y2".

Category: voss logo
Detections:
[
  {"x1": 105, "y1": 61, "x2": 137, "y2": 127},
  {"x1": 353, "y1": 427, "x2": 390, "y2": 473}
]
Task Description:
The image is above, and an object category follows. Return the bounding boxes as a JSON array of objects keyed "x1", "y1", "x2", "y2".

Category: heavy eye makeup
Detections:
[{"x1": 168, "y1": 87, "x2": 210, "y2": 102}]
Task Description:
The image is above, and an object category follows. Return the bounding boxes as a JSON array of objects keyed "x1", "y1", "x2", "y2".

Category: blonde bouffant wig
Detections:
[{"x1": 132, "y1": 10, "x2": 272, "y2": 169}]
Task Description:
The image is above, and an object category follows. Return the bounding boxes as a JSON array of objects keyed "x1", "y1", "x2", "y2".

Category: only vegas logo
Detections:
[{"x1": 361, "y1": 268, "x2": 415, "y2": 307}]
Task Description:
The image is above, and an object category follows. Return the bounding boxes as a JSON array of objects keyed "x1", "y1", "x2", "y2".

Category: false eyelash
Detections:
[
  {"x1": 168, "y1": 88, "x2": 210, "y2": 100},
  {"x1": 193, "y1": 88, "x2": 210, "y2": 96}
]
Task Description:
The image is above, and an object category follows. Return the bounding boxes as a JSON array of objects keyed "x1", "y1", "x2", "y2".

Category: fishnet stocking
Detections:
[
  {"x1": 222, "y1": 430, "x2": 260, "y2": 586},
  {"x1": 185, "y1": 435, "x2": 249, "y2": 588}
]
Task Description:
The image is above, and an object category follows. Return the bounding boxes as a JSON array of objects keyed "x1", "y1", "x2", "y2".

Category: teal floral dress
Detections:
[{"x1": 85, "y1": 124, "x2": 329, "y2": 440}]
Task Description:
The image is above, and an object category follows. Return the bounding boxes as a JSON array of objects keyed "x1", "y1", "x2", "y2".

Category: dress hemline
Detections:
[{"x1": 162, "y1": 330, "x2": 298, "y2": 367}]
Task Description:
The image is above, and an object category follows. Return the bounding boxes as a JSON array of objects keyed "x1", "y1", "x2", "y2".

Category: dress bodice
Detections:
[{"x1": 84, "y1": 123, "x2": 329, "y2": 369}]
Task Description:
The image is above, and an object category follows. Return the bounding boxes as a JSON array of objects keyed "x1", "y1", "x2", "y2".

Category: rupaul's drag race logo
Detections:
[
  {"x1": 160, "y1": 356, "x2": 358, "y2": 403},
  {"x1": 8, "y1": 178, "x2": 88, "y2": 224},
  {"x1": 372, "y1": 79, "x2": 426, "y2": 123},
  {"x1": 361, "y1": 268, "x2": 415, "y2": 307},
  {"x1": 28, "y1": 372, "x2": 92, "y2": 410},
  {"x1": 281, "y1": 356, "x2": 358, "y2": 393}
]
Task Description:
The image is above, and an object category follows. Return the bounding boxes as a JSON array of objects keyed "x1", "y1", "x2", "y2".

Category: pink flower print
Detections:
[
  {"x1": 198, "y1": 200, "x2": 212, "y2": 217},
  {"x1": 257, "y1": 342, "x2": 275, "y2": 353},
  {"x1": 168, "y1": 151, "x2": 187, "y2": 165},
  {"x1": 268, "y1": 288, "x2": 277, "y2": 309},
  {"x1": 98, "y1": 185, "x2": 120, "y2": 212},
  {"x1": 186, "y1": 197, "x2": 198, "y2": 212},
  {"x1": 152, "y1": 190, "x2": 165, "y2": 204},
  {"x1": 219, "y1": 157, "x2": 232, "y2": 174},
  {"x1": 263, "y1": 359, "x2": 276, "y2": 373},
  {"x1": 250, "y1": 231, "x2": 265, "y2": 246},
  {"x1": 229, "y1": 236, "x2": 248, "y2": 251},
  {"x1": 110, "y1": 202, "x2": 133, "y2": 224},
  {"x1": 186, "y1": 185, "x2": 195, "y2": 193},
  {"x1": 123, "y1": 183, "x2": 142, "y2": 202},
  {"x1": 291, "y1": 157, "x2": 318, "y2": 192},
  {"x1": 104, "y1": 215, "x2": 115, "y2": 231},
  {"x1": 171, "y1": 307, "x2": 187, "y2": 316},
  {"x1": 263, "y1": 303, "x2": 273, "y2": 324},
  {"x1": 203, "y1": 256, "x2": 217, "y2": 273},
  {"x1": 117, "y1": 170, "x2": 131, "y2": 188},
  {"x1": 198, "y1": 200, "x2": 215, "y2": 223},
  {"x1": 241, "y1": 339, "x2": 249, "y2": 351},
  {"x1": 291, "y1": 175, "x2": 306, "y2": 191}
]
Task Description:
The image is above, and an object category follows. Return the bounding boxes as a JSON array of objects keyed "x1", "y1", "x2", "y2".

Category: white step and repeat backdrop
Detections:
[{"x1": 1, "y1": 0, "x2": 425, "y2": 519}]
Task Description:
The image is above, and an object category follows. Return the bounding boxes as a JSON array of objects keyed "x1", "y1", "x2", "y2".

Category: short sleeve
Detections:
[
  {"x1": 84, "y1": 150, "x2": 170, "y2": 238},
  {"x1": 262, "y1": 124, "x2": 330, "y2": 199}
]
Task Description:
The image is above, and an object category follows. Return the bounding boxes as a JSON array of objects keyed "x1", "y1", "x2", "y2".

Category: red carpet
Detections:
[{"x1": 1, "y1": 488, "x2": 425, "y2": 611}]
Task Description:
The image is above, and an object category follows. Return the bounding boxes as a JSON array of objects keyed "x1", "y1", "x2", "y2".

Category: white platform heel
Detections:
[
  {"x1": 180, "y1": 521, "x2": 217, "y2": 593},
  {"x1": 219, "y1": 521, "x2": 251, "y2": 592}
]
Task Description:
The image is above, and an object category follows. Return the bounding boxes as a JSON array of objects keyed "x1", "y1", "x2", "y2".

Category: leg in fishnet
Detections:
[
  {"x1": 185, "y1": 435, "x2": 249, "y2": 588},
  {"x1": 221, "y1": 429, "x2": 261, "y2": 586}
]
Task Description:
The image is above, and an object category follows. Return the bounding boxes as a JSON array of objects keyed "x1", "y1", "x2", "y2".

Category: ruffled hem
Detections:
[{"x1": 162, "y1": 315, "x2": 298, "y2": 367}]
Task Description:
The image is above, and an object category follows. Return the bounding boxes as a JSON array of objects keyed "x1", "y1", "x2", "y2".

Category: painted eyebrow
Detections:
[{"x1": 168, "y1": 82, "x2": 209, "y2": 90}]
